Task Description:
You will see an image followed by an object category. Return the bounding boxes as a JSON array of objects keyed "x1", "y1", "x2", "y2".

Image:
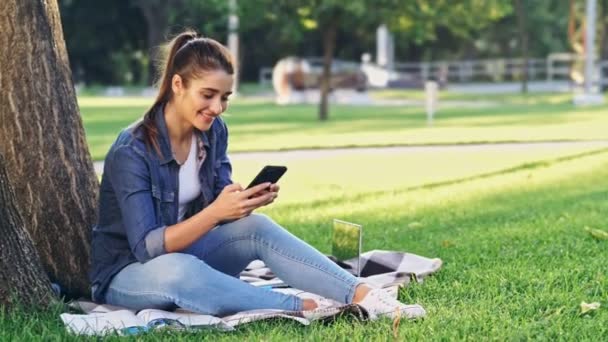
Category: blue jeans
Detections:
[{"x1": 105, "y1": 214, "x2": 361, "y2": 316}]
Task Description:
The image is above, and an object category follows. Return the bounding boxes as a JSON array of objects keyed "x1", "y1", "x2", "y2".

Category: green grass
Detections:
[
  {"x1": 230, "y1": 144, "x2": 603, "y2": 206},
  {"x1": 79, "y1": 92, "x2": 608, "y2": 161},
  {"x1": 3, "y1": 147, "x2": 608, "y2": 340}
]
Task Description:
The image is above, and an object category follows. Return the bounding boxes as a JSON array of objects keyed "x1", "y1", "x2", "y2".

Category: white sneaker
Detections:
[
  {"x1": 301, "y1": 297, "x2": 341, "y2": 321},
  {"x1": 357, "y1": 288, "x2": 426, "y2": 320}
]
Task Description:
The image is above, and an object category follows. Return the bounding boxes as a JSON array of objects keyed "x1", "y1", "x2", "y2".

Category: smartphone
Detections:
[{"x1": 246, "y1": 165, "x2": 287, "y2": 189}]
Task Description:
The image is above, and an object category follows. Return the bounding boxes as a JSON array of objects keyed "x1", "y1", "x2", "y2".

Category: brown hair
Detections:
[{"x1": 140, "y1": 29, "x2": 235, "y2": 155}]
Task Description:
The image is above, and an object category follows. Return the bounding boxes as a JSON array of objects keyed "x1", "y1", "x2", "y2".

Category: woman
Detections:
[{"x1": 90, "y1": 30, "x2": 425, "y2": 320}]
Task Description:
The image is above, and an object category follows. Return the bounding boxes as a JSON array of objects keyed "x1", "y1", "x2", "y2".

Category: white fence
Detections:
[
  {"x1": 393, "y1": 58, "x2": 548, "y2": 83},
  {"x1": 260, "y1": 54, "x2": 608, "y2": 89}
]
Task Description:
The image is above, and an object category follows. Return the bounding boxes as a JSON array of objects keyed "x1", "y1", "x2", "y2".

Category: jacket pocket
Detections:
[{"x1": 151, "y1": 186, "x2": 175, "y2": 224}]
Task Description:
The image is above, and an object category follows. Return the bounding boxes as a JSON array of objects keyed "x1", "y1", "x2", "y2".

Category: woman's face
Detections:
[{"x1": 172, "y1": 69, "x2": 234, "y2": 131}]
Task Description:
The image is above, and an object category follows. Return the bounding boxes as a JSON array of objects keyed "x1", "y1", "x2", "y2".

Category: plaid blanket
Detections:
[
  {"x1": 241, "y1": 250, "x2": 442, "y2": 294},
  {"x1": 62, "y1": 250, "x2": 442, "y2": 335}
]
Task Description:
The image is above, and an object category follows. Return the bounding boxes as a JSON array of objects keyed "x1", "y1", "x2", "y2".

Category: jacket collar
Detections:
[{"x1": 153, "y1": 103, "x2": 210, "y2": 165}]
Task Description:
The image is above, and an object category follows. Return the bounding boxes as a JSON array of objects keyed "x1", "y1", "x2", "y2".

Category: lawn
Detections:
[
  {"x1": 230, "y1": 144, "x2": 604, "y2": 206},
  {"x1": 79, "y1": 92, "x2": 608, "y2": 161},
  {"x1": 3, "y1": 146, "x2": 607, "y2": 340}
]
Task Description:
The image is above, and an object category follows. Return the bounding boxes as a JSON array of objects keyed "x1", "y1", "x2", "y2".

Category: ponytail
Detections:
[{"x1": 140, "y1": 30, "x2": 197, "y2": 156}]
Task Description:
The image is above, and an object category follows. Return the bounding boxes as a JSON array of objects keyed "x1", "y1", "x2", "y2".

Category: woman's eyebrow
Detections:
[{"x1": 201, "y1": 88, "x2": 232, "y2": 96}]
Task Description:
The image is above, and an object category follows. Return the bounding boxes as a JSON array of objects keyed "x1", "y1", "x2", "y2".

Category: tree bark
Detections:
[
  {"x1": 319, "y1": 22, "x2": 337, "y2": 121},
  {"x1": 0, "y1": 0, "x2": 98, "y2": 299},
  {"x1": 514, "y1": 0, "x2": 529, "y2": 93},
  {"x1": 0, "y1": 154, "x2": 56, "y2": 310}
]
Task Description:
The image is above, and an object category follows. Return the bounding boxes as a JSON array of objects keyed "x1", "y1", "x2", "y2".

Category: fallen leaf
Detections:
[
  {"x1": 392, "y1": 307, "x2": 401, "y2": 339},
  {"x1": 584, "y1": 226, "x2": 608, "y2": 240},
  {"x1": 441, "y1": 240, "x2": 455, "y2": 248},
  {"x1": 580, "y1": 301, "x2": 600, "y2": 315}
]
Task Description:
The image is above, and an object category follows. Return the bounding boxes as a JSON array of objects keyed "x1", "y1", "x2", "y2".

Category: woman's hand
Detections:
[
  {"x1": 250, "y1": 183, "x2": 280, "y2": 207},
  {"x1": 207, "y1": 183, "x2": 277, "y2": 222}
]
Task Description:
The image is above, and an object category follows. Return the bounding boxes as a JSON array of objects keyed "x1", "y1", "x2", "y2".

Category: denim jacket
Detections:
[{"x1": 89, "y1": 103, "x2": 232, "y2": 302}]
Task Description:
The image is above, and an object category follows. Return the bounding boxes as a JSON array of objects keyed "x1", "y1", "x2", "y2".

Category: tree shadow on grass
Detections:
[{"x1": 273, "y1": 149, "x2": 608, "y2": 254}]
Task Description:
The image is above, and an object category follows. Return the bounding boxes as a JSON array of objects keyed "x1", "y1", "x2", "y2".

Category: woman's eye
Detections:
[
  {"x1": 221, "y1": 97, "x2": 230, "y2": 102},
  {"x1": 203, "y1": 94, "x2": 214, "y2": 99}
]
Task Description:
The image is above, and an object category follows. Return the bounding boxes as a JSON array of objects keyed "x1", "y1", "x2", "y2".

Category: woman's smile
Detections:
[{"x1": 198, "y1": 111, "x2": 215, "y2": 124}]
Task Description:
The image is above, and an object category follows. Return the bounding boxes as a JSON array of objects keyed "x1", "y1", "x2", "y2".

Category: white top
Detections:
[{"x1": 177, "y1": 135, "x2": 201, "y2": 222}]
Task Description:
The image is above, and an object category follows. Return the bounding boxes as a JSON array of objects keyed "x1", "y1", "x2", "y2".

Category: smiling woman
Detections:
[
  {"x1": 164, "y1": 71, "x2": 233, "y2": 164},
  {"x1": 89, "y1": 30, "x2": 424, "y2": 321}
]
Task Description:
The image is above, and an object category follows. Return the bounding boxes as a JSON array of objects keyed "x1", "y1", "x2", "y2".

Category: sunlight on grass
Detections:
[
  {"x1": 79, "y1": 95, "x2": 608, "y2": 161},
  {"x1": 232, "y1": 145, "x2": 603, "y2": 206},
  {"x1": 258, "y1": 148, "x2": 608, "y2": 250},
  {"x1": 260, "y1": 148, "x2": 608, "y2": 339}
]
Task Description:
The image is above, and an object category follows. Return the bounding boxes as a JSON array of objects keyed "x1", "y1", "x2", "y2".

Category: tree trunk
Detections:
[
  {"x1": 514, "y1": 0, "x2": 529, "y2": 93},
  {"x1": 0, "y1": 0, "x2": 98, "y2": 299},
  {"x1": 0, "y1": 154, "x2": 56, "y2": 310},
  {"x1": 134, "y1": 0, "x2": 175, "y2": 85},
  {"x1": 319, "y1": 22, "x2": 337, "y2": 121},
  {"x1": 600, "y1": 0, "x2": 608, "y2": 91}
]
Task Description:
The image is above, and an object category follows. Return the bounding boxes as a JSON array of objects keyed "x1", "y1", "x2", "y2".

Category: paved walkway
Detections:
[{"x1": 93, "y1": 140, "x2": 608, "y2": 174}]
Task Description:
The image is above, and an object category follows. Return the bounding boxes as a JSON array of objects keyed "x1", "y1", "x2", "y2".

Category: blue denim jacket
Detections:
[{"x1": 89, "y1": 103, "x2": 232, "y2": 302}]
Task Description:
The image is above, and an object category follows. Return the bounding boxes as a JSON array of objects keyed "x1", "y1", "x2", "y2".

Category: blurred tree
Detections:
[
  {"x1": 242, "y1": 0, "x2": 513, "y2": 120},
  {"x1": 133, "y1": 0, "x2": 179, "y2": 85},
  {"x1": 238, "y1": 2, "x2": 315, "y2": 82},
  {"x1": 164, "y1": 0, "x2": 230, "y2": 76},
  {"x1": 242, "y1": 0, "x2": 391, "y2": 121},
  {"x1": 134, "y1": 0, "x2": 231, "y2": 85},
  {"x1": 297, "y1": 1, "x2": 379, "y2": 121},
  {"x1": 388, "y1": 0, "x2": 511, "y2": 61},
  {"x1": 600, "y1": 0, "x2": 608, "y2": 91},
  {"x1": 59, "y1": 0, "x2": 147, "y2": 85},
  {"x1": 392, "y1": 1, "x2": 569, "y2": 64},
  {"x1": 57, "y1": 0, "x2": 577, "y2": 88},
  {"x1": 514, "y1": 0, "x2": 529, "y2": 93},
  {"x1": 59, "y1": 0, "x2": 228, "y2": 86}
]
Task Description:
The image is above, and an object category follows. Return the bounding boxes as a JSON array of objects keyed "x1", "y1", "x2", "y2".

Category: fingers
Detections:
[
  {"x1": 242, "y1": 191, "x2": 276, "y2": 209},
  {"x1": 250, "y1": 184, "x2": 279, "y2": 199},
  {"x1": 223, "y1": 183, "x2": 243, "y2": 193},
  {"x1": 240, "y1": 182, "x2": 271, "y2": 198},
  {"x1": 250, "y1": 189, "x2": 269, "y2": 198}
]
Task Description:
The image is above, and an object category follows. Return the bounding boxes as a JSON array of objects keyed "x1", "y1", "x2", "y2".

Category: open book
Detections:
[
  {"x1": 61, "y1": 297, "x2": 357, "y2": 336},
  {"x1": 60, "y1": 296, "x2": 335, "y2": 336},
  {"x1": 60, "y1": 308, "x2": 232, "y2": 335}
]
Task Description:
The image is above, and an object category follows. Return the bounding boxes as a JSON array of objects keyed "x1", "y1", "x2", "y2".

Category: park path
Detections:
[{"x1": 93, "y1": 140, "x2": 608, "y2": 174}]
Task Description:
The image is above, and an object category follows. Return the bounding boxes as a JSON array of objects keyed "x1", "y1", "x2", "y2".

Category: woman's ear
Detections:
[{"x1": 171, "y1": 74, "x2": 184, "y2": 95}]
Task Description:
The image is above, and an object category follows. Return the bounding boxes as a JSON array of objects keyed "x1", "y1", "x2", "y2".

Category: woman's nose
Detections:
[{"x1": 209, "y1": 98, "x2": 223, "y2": 115}]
